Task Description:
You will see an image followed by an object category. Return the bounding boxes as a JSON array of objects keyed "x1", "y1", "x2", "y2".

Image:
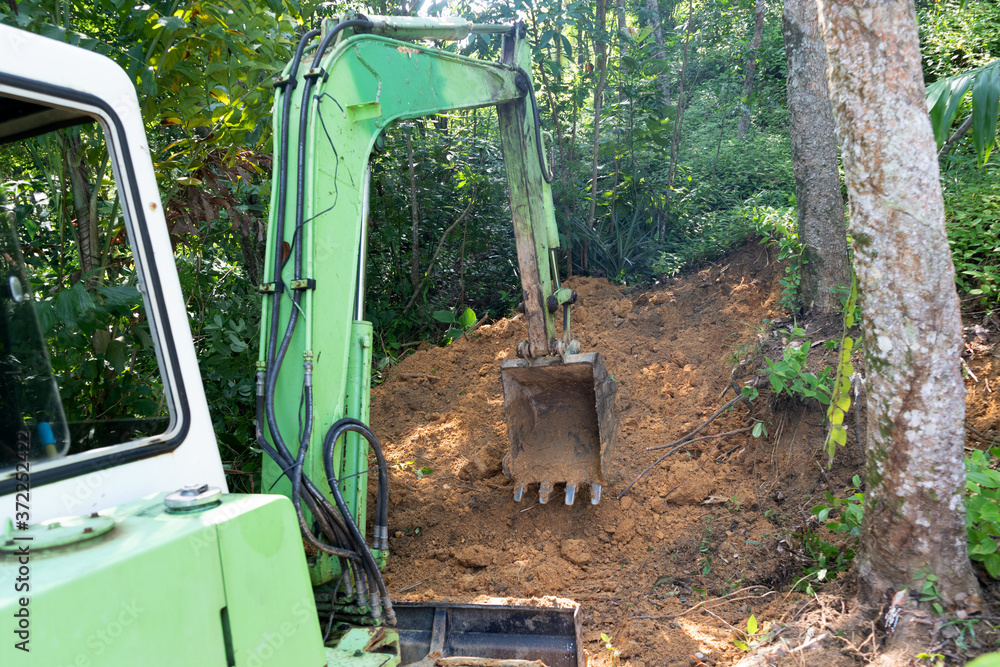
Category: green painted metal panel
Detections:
[
  {"x1": 0, "y1": 494, "x2": 326, "y2": 666},
  {"x1": 213, "y1": 496, "x2": 327, "y2": 667}
]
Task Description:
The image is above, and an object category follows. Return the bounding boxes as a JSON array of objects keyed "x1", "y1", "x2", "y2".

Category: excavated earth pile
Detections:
[{"x1": 370, "y1": 241, "x2": 1000, "y2": 666}]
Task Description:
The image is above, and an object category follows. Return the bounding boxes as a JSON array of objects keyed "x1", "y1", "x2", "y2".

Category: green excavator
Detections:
[{"x1": 0, "y1": 13, "x2": 618, "y2": 666}]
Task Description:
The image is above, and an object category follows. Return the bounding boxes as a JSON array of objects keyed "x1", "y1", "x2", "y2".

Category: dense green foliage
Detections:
[{"x1": 1, "y1": 0, "x2": 999, "y2": 485}]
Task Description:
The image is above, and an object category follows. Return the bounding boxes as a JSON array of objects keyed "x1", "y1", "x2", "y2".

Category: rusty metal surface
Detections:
[{"x1": 501, "y1": 353, "x2": 618, "y2": 502}]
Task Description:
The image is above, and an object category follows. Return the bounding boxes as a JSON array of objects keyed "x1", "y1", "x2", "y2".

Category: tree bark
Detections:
[
  {"x1": 644, "y1": 0, "x2": 671, "y2": 106},
  {"x1": 405, "y1": 132, "x2": 420, "y2": 289},
  {"x1": 783, "y1": 0, "x2": 849, "y2": 313},
  {"x1": 64, "y1": 132, "x2": 99, "y2": 283},
  {"x1": 665, "y1": 0, "x2": 695, "y2": 238},
  {"x1": 736, "y1": 0, "x2": 765, "y2": 140},
  {"x1": 587, "y1": 0, "x2": 610, "y2": 239},
  {"x1": 816, "y1": 0, "x2": 981, "y2": 619}
]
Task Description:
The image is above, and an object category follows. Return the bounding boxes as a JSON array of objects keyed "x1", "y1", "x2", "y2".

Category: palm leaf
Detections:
[
  {"x1": 972, "y1": 62, "x2": 1000, "y2": 164},
  {"x1": 926, "y1": 60, "x2": 1000, "y2": 164}
]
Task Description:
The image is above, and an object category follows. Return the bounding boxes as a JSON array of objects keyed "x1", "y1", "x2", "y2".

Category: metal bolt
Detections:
[{"x1": 83, "y1": 527, "x2": 93, "y2": 534}]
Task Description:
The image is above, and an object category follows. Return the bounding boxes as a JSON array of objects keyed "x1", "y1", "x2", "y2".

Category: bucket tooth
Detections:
[
  {"x1": 513, "y1": 482, "x2": 526, "y2": 503},
  {"x1": 539, "y1": 480, "x2": 553, "y2": 505},
  {"x1": 591, "y1": 483, "x2": 602, "y2": 505},
  {"x1": 565, "y1": 483, "x2": 577, "y2": 506}
]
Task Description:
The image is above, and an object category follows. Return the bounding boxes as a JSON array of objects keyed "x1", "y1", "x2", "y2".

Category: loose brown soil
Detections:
[{"x1": 370, "y1": 241, "x2": 1000, "y2": 666}]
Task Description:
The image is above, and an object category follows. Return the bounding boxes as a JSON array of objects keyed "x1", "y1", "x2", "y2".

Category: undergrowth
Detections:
[{"x1": 798, "y1": 450, "x2": 1000, "y2": 591}]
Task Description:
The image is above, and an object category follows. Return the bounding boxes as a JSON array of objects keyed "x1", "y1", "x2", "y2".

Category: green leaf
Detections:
[
  {"x1": 972, "y1": 62, "x2": 1000, "y2": 164},
  {"x1": 457, "y1": 307, "x2": 477, "y2": 329},
  {"x1": 972, "y1": 536, "x2": 998, "y2": 556},
  {"x1": 432, "y1": 310, "x2": 456, "y2": 324},
  {"x1": 966, "y1": 653, "x2": 1000, "y2": 667},
  {"x1": 157, "y1": 16, "x2": 188, "y2": 32},
  {"x1": 831, "y1": 426, "x2": 847, "y2": 447},
  {"x1": 746, "y1": 614, "x2": 758, "y2": 635},
  {"x1": 644, "y1": 59, "x2": 670, "y2": 76},
  {"x1": 984, "y1": 553, "x2": 1000, "y2": 579}
]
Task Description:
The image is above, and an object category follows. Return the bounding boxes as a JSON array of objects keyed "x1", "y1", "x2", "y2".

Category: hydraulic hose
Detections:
[
  {"x1": 514, "y1": 66, "x2": 555, "y2": 184},
  {"x1": 258, "y1": 18, "x2": 393, "y2": 627},
  {"x1": 322, "y1": 419, "x2": 395, "y2": 624}
]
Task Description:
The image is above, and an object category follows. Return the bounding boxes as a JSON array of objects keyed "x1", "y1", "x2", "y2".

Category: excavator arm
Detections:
[{"x1": 258, "y1": 11, "x2": 617, "y2": 623}]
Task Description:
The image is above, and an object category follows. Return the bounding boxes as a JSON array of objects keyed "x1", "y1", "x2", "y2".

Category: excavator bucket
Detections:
[
  {"x1": 501, "y1": 353, "x2": 618, "y2": 506},
  {"x1": 396, "y1": 598, "x2": 584, "y2": 667}
]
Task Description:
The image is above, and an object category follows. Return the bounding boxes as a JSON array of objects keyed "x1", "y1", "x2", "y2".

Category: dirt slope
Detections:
[{"x1": 370, "y1": 241, "x2": 1000, "y2": 666}]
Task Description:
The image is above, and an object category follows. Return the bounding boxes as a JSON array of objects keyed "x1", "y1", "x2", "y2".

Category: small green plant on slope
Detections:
[
  {"x1": 913, "y1": 565, "x2": 945, "y2": 615},
  {"x1": 600, "y1": 633, "x2": 621, "y2": 661},
  {"x1": 764, "y1": 328, "x2": 834, "y2": 405},
  {"x1": 964, "y1": 448, "x2": 1000, "y2": 578},
  {"x1": 796, "y1": 475, "x2": 864, "y2": 592},
  {"x1": 432, "y1": 306, "x2": 478, "y2": 344},
  {"x1": 942, "y1": 162, "x2": 1000, "y2": 307},
  {"x1": 750, "y1": 205, "x2": 802, "y2": 312},
  {"x1": 802, "y1": 452, "x2": 1000, "y2": 595},
  {"x1": 733, "y1": 614, "x2": 772, "y2": 652}
]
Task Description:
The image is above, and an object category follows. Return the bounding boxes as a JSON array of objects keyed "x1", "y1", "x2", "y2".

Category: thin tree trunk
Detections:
[
  {"x1": 645, "y1": 0, "x2": 671, "y2": 106},
  {"x1": 783, "y1": 0, "x2": 849, "y2": 313},
  {"x1": 938, "y1": 114, "x2": 973, "y2": 157},
  {"x1": 567, "y1": 97, "x2": 579, "y2": 277},
  {"x1": 816, "y1": 0, "x2": 981, "y2": 643},
  {"x1": 405, "y1": 132, "x2": 420, "y2": 289},
  {"x1": 64, "y1": 132, "x2": 98, "y2": 282},
  {"x1": 736, "y1": 0, "x2": 765, "y2": 140},
  {"x1": 665, "y1": 0, "x2": 695, "y2": 236},
  {"x1": 587, "y1": 0, "x2": 610, "y2": 248}
]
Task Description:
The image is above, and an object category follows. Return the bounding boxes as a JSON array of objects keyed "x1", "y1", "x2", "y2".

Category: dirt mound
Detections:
[{"x1": 370, "y1": 241, "x2": 1000, "y2": 665}]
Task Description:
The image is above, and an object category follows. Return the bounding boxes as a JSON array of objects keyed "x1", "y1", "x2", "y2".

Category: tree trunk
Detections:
[
  {"x1": 644, "y1": 0, "x2": 671, "y2": 106},
  {"x1": 64, "y1": 132, "x2": 99, "y2": 283},
  {"x1": 816, "y1": 0, "x2": 981, "y2": 629},
  {"x1": 587, "y1": 0, "x2": 610, "y2": 243},
  {"x1": 665, "y1": 0, "x2": 695, "y2": 238},
  {"x1": 405, "y1": 132, "x2": 420, "y2": 289},
  {"x1": 783, "y1": 0, "x2": 849, "y2": 313},
  {"x1": 736, "y1": 0, "x2": 765, "y2": 140}
]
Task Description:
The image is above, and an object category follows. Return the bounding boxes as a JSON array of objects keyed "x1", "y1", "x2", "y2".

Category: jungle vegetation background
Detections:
[{"x1": 0, "y1": 0, "x2": 998, "y2": 483}]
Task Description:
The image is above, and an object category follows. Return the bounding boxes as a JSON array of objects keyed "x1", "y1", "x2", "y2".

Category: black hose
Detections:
[
  {"x1": 514, "y1": 66, "x2": 555, "y2": 184},
  {"x1": 263, "y1": 28, "x2": 319, "y2": 454},
  {"x1": 322, "y1": 419, "x2": 395, "y2": 625},
  {"x1": 257, "y1": 19, "x2": 395, "y2": 627},
  {"x1": 311, "y1": 19, "x2": 374, "y2": 69}
]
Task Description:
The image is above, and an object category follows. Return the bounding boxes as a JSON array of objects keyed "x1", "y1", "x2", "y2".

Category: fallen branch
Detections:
[
  {"x1": 619, "y1": 395, "x2": 745, "y2": 498},
  {"x1": 395, "y1": 580, "x2": 425, "y2": 594},
  {"x1": 730, "y1": 633, "x2": 829, "y2": 667},
  {"x1": 436, "y1": 658, "x2": 547, "y2": 667},
  {"x1": 631, "y1": 586, "x2": 773, "y2": 620},
  {"x1": 966, "y1": 423, "x2": 996, "y2": 444},
  {"x1": 962, "y1": 356, "x2": 979, "y2": 382},
  {"x1": 646, "y1": 427, "x2": 750, "y2": 451}
]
